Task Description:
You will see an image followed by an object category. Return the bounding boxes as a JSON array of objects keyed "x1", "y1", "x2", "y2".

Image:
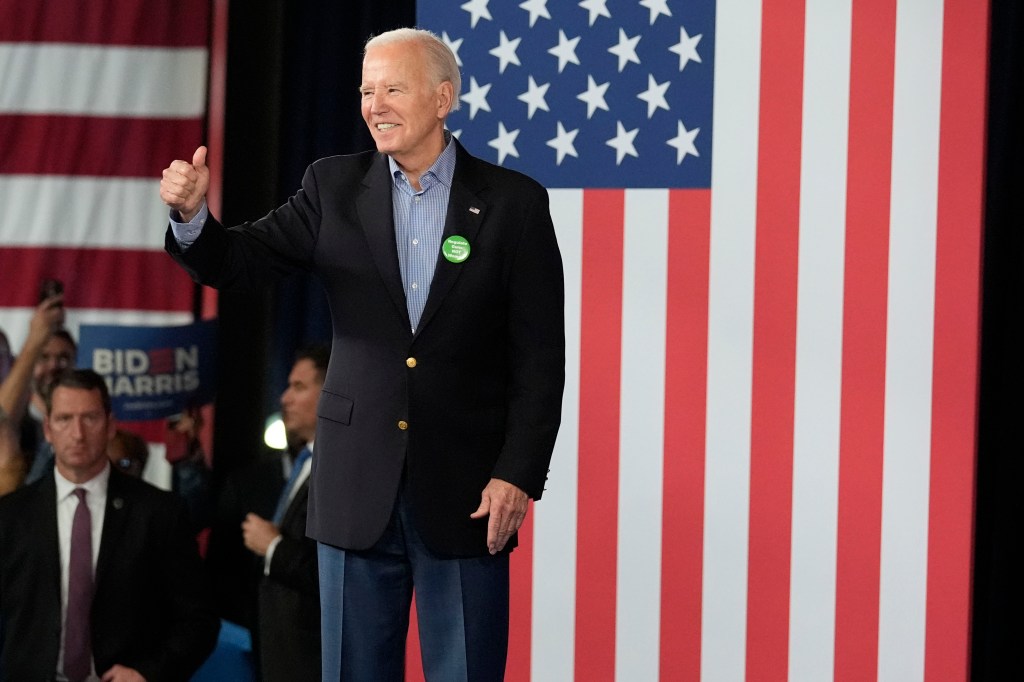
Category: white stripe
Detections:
[
  {"x1": 0, "y1": 309, "x2": 194, "y2": 359},
  {"x1": 530, "y1": 189, "x2": 582, "y2": 682},
  {"x1": 0, "y1": 176, "x2": 168, "y2": 249},
  {"x1": 615, "y1": 190, "x2": 667, "y2": 681},
  {"x1": 788, "y1": 1, "x2": 852, "y2": 679},
  {"x1": 0, "y1": 44, "x2": 207, "y2": 117},
  {"x1": 702, "y1": 0, "x2": 761, "y2": 678},
  {"x1": 878, "y1": 0, "x2": 943, "y2": 679}
]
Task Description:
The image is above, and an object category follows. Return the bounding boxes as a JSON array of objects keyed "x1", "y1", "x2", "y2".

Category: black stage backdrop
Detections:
[
  {"x1": 210, "y1": 1, "x2": 1017, "y2": 676},
  {"x1": 211, "y1": 0, "x2": 414, "y2": 473},
  {"x1": 972, "y1": 0, "x2": 1021, "y2": 678}
]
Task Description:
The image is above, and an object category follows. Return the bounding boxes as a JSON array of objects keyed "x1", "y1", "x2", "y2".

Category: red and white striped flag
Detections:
[
  {"x1": 418, "y1": 1, "x2": 986, "y2": 680},
  {"x1": 0, "y1": 1, "x2": 210, "y2": 354}
]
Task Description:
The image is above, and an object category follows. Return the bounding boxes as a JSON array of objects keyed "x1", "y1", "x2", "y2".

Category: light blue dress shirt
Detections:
[{"x1": 389, "y1": 134, "x2": 456, "y2": 332}]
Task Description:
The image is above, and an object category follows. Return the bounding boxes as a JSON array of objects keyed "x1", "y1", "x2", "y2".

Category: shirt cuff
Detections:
[
  {"x1": 169, "y1": 202, "x2": 209, "y2": 249},
  {"x1": 263, "y1": 534, "x2": 283, "y2": 576}
]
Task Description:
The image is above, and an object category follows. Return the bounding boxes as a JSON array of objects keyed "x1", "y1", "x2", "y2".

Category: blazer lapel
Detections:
[
  {"x1": 95, "y1": 469, "x2": 130, "y2": 584},
  {"x1": 416, "y1": 144, "x2": 488, "y2": 337},
  {"x1": 356, "y1": 154, "x2": 413, "y2": 334},
  {"x1": 36, "y1": 476, "x2": 63, "y2": 604}
]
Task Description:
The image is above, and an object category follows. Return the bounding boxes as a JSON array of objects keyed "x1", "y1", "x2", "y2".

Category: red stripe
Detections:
[
  {"x1": 574, "y1": 190, "x2": 624, "y2": 681},
  {"x1": 834, "y1": 0, "x2": 897, "y2": 678},
  {"x1": 204, "y1": 0, "x2": 230, "y2": 221},
  {"x1": 201, "y1": 0, "x2": 230, "y2": 322},
  {"x1": 659, "y1": 189, "x2": 711, "y2": 680},
  {"x1": 746, "y1": 1, "x2": 805, "y2": 679},
  {"x1": 924, "y1": 1, "x2": 989, "y2": 679},
  {"x1": 0, "y1": 115, "x2": 204, "y2": 178},
  {"x1": 0, "y1": 247, "x2": 195, "y2": 312},
  {"x1": 0, "y1": 0, "x2": 210, "y2": 47},
  {"x1": 507, "y1": 509, "x2": 534, "y2": 682},
  {"x1": 405, "y1": 600, "x2": 425, "y2": 681}
]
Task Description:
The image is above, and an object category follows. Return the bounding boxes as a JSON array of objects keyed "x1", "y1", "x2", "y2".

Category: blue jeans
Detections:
[{"x1": 318, "y1": 491, "x2": 509, "y2": 681}]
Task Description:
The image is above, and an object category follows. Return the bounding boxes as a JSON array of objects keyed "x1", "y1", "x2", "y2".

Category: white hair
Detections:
[{"x1": 364, "y1": 28, "x2": 462, "y2": 112}]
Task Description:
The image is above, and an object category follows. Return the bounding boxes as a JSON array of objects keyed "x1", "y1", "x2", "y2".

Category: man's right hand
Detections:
[
  {"x1": 160, "y1": 146, "x2": 210, "y2": 222},
  {"x1": 25, "y1": 294, "x2": 64, "y2": 351}
]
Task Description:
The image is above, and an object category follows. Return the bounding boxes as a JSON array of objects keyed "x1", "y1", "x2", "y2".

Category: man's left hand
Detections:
[
  {"x1": 470, "y1": 478, "x2": 529, "y2": 555},
  {"x1": 101, "y1": 664, "x2": 146, "y2": 682},
  {"x1": 242, "y1": 513, "x2": 280, "y2": 556}
]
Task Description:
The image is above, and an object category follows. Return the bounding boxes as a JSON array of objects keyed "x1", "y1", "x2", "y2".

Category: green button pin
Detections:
[{"x1": 442, "y1": 235, "x2": 471, "y2": 263}]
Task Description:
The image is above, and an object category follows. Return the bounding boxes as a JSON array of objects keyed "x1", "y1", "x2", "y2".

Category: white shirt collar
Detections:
[{"x1": 54, "y1": 460, "x2": 111, "y2": 500}]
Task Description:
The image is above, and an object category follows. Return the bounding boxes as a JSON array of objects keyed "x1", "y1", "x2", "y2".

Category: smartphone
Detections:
[{"x1": 38, "y1": 278, "x2": 64, "y2": 304}]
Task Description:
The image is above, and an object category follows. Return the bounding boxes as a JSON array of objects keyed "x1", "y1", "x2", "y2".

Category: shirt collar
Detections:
[
  {"x1": 388, "y1": 130, "x2": 457, "y2": 192},
  {"x1": 54, "y1": 460, "x2": 111, "y2": 501}
]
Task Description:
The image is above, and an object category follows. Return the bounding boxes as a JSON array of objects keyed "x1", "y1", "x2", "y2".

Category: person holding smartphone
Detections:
[{"x1": 0, "y1": 283, "x2": 73, "y2": 493}]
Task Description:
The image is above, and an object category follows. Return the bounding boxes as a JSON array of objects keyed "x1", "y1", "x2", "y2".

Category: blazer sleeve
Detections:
[
  {"x1": 266, "y1": 534, "x2": 319, "y2": 597},
  {"x1": 164, "y1": 162, "x2": 326, "y2": 292},
  {"x1": 489, "y1": 182, "x2": 566, "y2": 500}
]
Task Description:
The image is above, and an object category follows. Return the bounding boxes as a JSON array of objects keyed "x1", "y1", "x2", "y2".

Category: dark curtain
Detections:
[
  {"x1": 212, "y1": 0, "x2": 414, "y2": 474},
  {"x1": 973, "y1": 0, "x2": 1021, "y2": 679},
  {"x1": 210, "y1": 0, "x2": 1017, "y2": 675}
]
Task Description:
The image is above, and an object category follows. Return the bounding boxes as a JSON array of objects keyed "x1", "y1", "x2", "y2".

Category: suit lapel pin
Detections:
[
  {"x1": 469, "y1": 207, "x2": 480, "y2": 214},
  {"x1": 112, "y1": 498, "x2": 124, "y2": 510}
]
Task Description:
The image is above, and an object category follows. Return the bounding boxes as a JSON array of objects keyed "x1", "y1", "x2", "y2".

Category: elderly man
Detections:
[{"x1": 161, "y1": 28, "x2": 564, "y2": 680}]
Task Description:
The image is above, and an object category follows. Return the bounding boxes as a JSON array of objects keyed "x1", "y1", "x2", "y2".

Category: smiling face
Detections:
[{"x1": 360, "y1": 39, "x2": 454, "y2": 180}]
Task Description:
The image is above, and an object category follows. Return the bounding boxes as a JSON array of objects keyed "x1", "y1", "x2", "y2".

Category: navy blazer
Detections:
[
  {"x1": 0, "y1": 468, "x2": 218, "y2": 681},
  {"x1": 167, "y1": 142, "x2": 565, "y2": 556}
]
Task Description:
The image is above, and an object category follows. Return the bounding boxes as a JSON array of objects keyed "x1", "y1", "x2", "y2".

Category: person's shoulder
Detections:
[
  {"x1": 457, "y1": 146, "x2": 547, "y2": 195},
  {"x1": 310, "y1": 150, "x2": 381, "y2": 176},
  {"x1": 110, "y1": 469, "x2": 182, "y2": 509},
  {"x1": 0, "y1": 477, "x2": 46, "y2": 520}
]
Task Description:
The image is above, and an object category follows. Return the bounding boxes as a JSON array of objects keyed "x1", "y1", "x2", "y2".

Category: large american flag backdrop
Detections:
[
  {"x1": 417, "y1": 1, "x2": 987, "y2": 681},
  {"x1": 0, "y1": 1, "x2": 211, "y2": 358}
]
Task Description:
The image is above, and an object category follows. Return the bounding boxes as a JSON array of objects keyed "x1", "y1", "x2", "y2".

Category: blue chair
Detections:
[{"x1": 191, "y1": 619, "x2": 257, "y2": 681}]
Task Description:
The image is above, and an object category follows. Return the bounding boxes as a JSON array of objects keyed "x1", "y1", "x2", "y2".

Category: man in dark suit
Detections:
[
  {"x1": 240, "y1": 346, "x2": 325, "y2": 680},
  {"x1": 160, "y1": 27, "x2": 564, "y2": 680},
  {"x1": 0, "y1": 369, "x2": 218, "y2": 681}
]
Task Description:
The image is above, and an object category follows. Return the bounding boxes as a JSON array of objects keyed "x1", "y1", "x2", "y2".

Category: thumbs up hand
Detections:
[{"x1": 160, "y1": 145, "x2": 211, "y2": 222}]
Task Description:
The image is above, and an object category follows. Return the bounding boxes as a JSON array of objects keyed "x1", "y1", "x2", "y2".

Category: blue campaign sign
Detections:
[{"x1": 77, "y1": 320, "x2": 217, "y2": 421}]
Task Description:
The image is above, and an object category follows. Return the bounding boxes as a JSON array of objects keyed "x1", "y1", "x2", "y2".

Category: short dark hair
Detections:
[
  {"x1": 110, "y1": 428, "x2": 149, "y2": 475},
  {"x1": 51, "y1": 328, "x2": 77, "y2": 350},
  {"x1": 45, "y1": 368, "x2": 112, "y2": 415},
  {"x1": 295, "y1": 344, "x2": 330, "y2": 384}
]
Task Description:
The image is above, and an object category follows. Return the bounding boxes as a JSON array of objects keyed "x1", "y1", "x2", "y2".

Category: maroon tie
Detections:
[{"x1": 64, "y1": 487, "x2": 93, "y2": 682}]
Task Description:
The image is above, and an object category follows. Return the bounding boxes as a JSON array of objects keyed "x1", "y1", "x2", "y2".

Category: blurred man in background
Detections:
[{"x1": 241, "y1": 345, "x2": 326, "y2": 680}]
